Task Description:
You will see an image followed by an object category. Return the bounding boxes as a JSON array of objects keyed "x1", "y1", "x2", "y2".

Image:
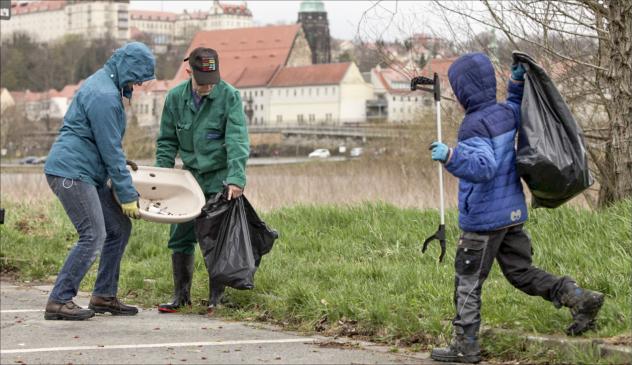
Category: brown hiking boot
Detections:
[
  {"x1": 44, "y1": 300, "x2": 95, "y2": 320},
  {"x1": 89, "y1": 296, "x2": 138, "y2": 316}
]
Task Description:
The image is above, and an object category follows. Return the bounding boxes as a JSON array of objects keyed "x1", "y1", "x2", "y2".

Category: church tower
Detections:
[{"x1": 297, "y1": 0, "x2": 331, "y2": 64}]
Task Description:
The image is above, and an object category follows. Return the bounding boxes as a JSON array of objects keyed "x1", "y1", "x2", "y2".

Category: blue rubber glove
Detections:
[
  {"x1": 430, "y1": 141, "x2": 450, "y2": 163},
  {"x1": 511, "y1": 63, "x2": 525, "y2": 81}
]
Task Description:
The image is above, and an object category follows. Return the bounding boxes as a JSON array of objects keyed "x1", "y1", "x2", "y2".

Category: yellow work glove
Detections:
[{"x1": 121, "y1": 201, "x2": 140, "y2": 219}]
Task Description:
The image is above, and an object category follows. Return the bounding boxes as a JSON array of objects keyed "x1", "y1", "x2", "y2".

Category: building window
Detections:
[
  {"x1": 278, "y1": 89, "x2": 281, "y2": 96},
  {"x1": 400, "y1": 96, "x2": 404, "y2": 101},
  {"x1": 308, "y1": 88, "x2": 312, "y2": 96},
  {"x1": 297, "y1": 114, "x2": 304, "y2": 123},
  {"x1": 286, "y1": 90, "x2": 289, "y2": 96},
  {"x1": 260, "y1": 104, "x2": 264, "y2": 111},
  {"x1": 294, "y1": 89, "x2": 297, "y2": 96},
  {"x1": 316, "y1": 88, "x2": 319, "y2": 96},
  {"x1": 332, "y1": 87, "x2": 336, "y2": 95},
  {"x1": 254, "y1": 105, "x2": 258, "y2": 111},
  {"x1": 276, "y1": 115, "x2": 283, "y2": 123},
  {"x1": 324, "y1": 88, "x2": 328, "y2": 95},
  {"x1": 309, "y1": 114, "x2": 315, "y2": 122},
  {"x1": 325, "y1": 113, "x2": 332, "y2": 121}
]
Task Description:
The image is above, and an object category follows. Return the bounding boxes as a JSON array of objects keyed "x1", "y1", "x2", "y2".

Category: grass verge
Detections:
[{"x1": 1, "y1": 198, "x2": 630, "y2": 363}]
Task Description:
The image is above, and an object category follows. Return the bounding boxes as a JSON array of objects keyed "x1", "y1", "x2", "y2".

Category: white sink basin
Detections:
[{"x1": 126, "y1": 166, "x2": 205, "y2": 224}]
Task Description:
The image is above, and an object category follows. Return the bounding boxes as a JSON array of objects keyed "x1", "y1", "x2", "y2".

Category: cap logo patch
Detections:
[{"x1": 200, "y1": 57, "x2": 216, "y2": 72}]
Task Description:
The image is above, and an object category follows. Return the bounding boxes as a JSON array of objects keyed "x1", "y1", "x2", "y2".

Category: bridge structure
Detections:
[{"x1": 248, "y1": 124, "x2": 410, "y2": 140}]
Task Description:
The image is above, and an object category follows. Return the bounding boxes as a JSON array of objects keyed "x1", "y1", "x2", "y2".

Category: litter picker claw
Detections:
[{"x1": 411, "y1": 73, "x2": 446, "y2": 262}]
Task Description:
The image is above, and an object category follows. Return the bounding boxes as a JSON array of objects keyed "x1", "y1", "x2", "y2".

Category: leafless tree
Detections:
[{"x1": 358, "y1": 1, "x2": 631, "y2": 207}]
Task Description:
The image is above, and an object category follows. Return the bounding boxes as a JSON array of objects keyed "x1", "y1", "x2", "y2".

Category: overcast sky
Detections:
[{"x1": 128, "y1": 1, "x2": 468, "y2": 41}]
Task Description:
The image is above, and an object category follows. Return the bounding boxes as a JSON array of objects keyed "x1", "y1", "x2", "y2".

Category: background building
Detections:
[
  {"x1": 268, "y1": 62, "x2": 372, "y2": 125},
  {"x1": 2, "y1": 0, "x2": 130, "y2": 43},
  {"x1": 297, "y1": 0, "x2": 331, "y2": 64},
  {"x1": 130, "y1": 0, "x2": 253, "y2": 48}
]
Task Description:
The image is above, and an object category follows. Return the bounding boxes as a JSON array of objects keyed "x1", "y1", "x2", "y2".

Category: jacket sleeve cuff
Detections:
[
  {"x1": 444, "y1": 147, "x2": 458, "y2": 172},
  {"x1": 226, "y1": 177, "x2": 245, "y2": 189}
]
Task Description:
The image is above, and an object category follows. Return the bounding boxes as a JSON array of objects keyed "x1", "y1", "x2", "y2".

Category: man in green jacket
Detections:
[{"x1": 154, "y1": 48, "x2": 249, "y2": 314}]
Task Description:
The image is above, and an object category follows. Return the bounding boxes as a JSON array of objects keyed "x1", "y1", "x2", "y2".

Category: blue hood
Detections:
[
  {"x1": 448, "y1": 52, "x2": 497, "y2": 113},
  {"x1": 104, "y1": 42, "x2": 155, "y2": 97}
]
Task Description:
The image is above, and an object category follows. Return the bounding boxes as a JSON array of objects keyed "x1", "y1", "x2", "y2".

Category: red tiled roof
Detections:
[
  {"x1": 9, "y1": 82, "x2": 81, "y2": 103},
  {"x1": 180, "y1": 10, "x2": 209, "y2": 20},
  {"x1": 11, "y1": 0, "x2": 65, "y2": 15},
  {"x1": 130, "y1": 10, "x2": 177, "y2": 22},
  {"x1": 373, "y1": 57, "x2": 456, "y2": 95},
  {"x1": 219, "y1": 3, "x2": 252, "y2": 16},
  {"x1": 173, "y1": 24, "x2": 303, "y2": 86},
  {"x1": 418, "y1": 57, "x2": 456, "y2": 80},
  {"x1": 233, "y1": 65, "x2": 281, "y2": 88},
  {"x1": 268, "y1": 63, "x2": 351, "y2": 87},
  {"x1": 129, "y1": 26, "x2": 144, "y2": 39}
]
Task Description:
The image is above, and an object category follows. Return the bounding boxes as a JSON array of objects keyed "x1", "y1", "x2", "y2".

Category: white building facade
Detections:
[
  {"x1": 131, "y1": 1, "x2": 253, "y2": 47},
  {"x1": 266, "y1": 63, "x2": 373, "y2": 126},
  {"x1": 2, "y1": 0, "x2": 130, "y2": 43}
]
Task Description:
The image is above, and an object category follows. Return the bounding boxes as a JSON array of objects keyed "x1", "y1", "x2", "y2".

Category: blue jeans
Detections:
[{"x1": 46, "y1": 175, "x2": 132, "y2": 303}]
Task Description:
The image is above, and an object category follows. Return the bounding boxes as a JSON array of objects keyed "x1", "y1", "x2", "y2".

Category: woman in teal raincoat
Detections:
[{"x1": 43, "y1": 42, "x2": 155, "y2": 321}]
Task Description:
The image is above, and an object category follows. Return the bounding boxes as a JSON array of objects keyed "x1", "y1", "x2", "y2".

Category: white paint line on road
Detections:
[
  {"x1": 1, "y1": 338, "x2": 314, "y2": 354},
  {"x1": 1, "y1": 309, "x2": 44, "y2": 313}
]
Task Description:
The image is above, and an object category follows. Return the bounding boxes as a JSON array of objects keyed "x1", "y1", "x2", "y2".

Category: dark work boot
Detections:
[
  {"x1": 559, "y1": 283, "x2": 604, "y2": 336},
  {"x1": 44, "y1": 300, "x2": 95, "y2": 321},
  {"x1": 158, "y1": 252, "x2": 195, "y2": 313},
  {"x1": 431, "y1": 326, "x2": 481, "y2": 363},
  {"x1": 206, "y1": 282, "x2": 226, "y2": 316},
  {"x1": 89, "y1": 296, "x2": 138, "y2": 315}
]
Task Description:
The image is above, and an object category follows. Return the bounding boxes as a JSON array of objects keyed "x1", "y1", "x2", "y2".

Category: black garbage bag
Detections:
[
  {"x1": 195, "y1": 192, "x2": 277, "y2": 290},
  {"x1": 513, "y1": 51, "x2": 593, "y2": 208}
]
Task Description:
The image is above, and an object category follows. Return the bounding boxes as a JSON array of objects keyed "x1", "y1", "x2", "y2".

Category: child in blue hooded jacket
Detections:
[{"x1": 429, "y1": 53, "x2": 604, "y2": 363}]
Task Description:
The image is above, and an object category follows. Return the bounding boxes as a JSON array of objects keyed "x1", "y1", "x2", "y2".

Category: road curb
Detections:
[{"x1": 484, "y1": 328, "x2": 631, "y2": 363}]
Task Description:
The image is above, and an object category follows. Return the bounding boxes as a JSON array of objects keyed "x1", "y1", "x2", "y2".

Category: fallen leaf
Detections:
[{"x1": 153, "y1": 327, "x2": 160, "y2": 330}]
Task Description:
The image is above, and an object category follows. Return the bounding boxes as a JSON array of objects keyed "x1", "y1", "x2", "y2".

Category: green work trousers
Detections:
[{"x1": 167, "y1": 192, "x2": 214, "y2": 255}]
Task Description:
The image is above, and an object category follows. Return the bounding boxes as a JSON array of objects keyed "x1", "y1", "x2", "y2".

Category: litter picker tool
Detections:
[{"x1": 411, "y1": 73, "x2": 446, "y2": 262}]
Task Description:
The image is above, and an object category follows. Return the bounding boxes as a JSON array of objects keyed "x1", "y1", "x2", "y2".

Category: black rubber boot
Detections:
[
  {"x1": 559, "y1": 283, "x2": 604, "y2": 336},
  {"x1": 431, "y1": 326, "x2": 481, "y2": 364},
  {"x1": 206, "y1": 282, "x2": 226, "y2": 315},
  {"x1": 158, "y1": 252, "x2": 194, "y2": 313}
]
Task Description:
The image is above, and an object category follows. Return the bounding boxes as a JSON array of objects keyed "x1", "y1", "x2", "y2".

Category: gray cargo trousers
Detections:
[{"x1": 453, "y1": 224, "x2": 575, "y2": 335}]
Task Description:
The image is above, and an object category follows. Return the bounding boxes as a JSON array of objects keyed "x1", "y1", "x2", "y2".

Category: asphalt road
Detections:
[{"x1": 0, "y1": 282, "x2": 434, "y2": 364}]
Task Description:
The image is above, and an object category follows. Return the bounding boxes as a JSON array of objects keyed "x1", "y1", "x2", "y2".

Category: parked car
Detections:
[
  {"x1": 308, "y1": 149, "x2": 331, "y2": 159},
  {"x1": 18, "y1": 156, "x2": 39, "y2": 165},
  {"x1": 350, "y1": 147, "x2": 363, "y2": 158},
  {"x1": 18, "y1": 156, "x2": 46, "y2": 165}
]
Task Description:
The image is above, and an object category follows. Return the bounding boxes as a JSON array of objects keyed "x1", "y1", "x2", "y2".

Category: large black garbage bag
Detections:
[
  {"x1": 195, "y1": 193, "x2": 277, "y2": 289},
  {"x1": 243, "y1": 197, "x2": 278, "y2": 266},
  {"x1": 513, "y1": 51, "x2": 593, "y2": 208}
]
